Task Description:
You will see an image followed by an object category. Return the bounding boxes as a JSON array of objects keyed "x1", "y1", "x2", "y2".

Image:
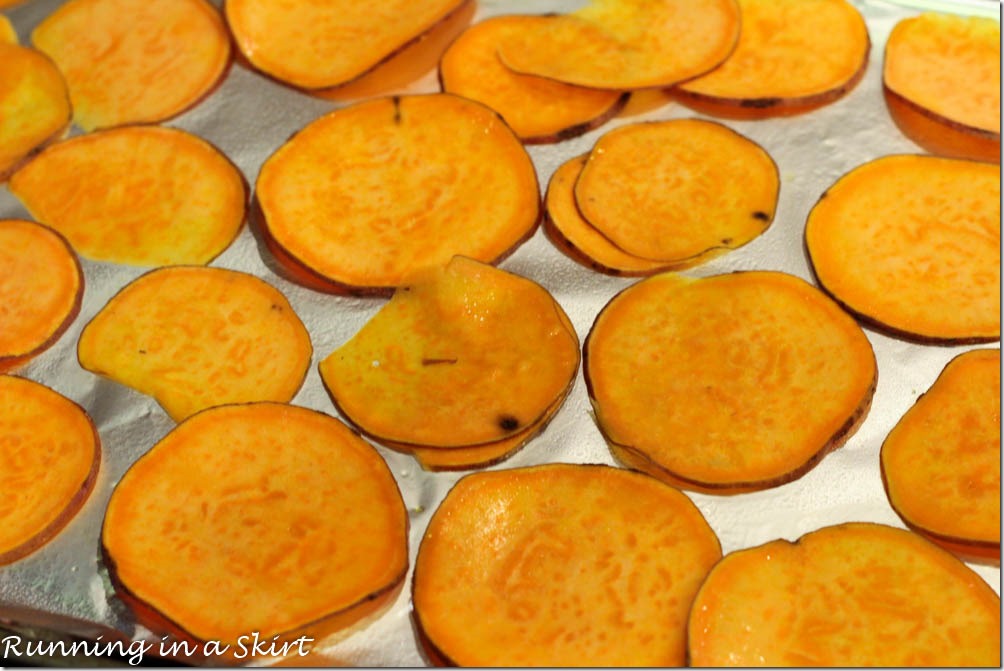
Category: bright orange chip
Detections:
[
  {"x1": 0, "y1": 375, "x2": 100, "y2": 565},
  {"x1": 413, "y1": 464, "x2": 722, "y2": 666},
  {"x1": 103, "y1": 402, "x2": 408, "y2": 655},
  {"x1": 805, "y1": 155, "x2": 1000, "y2": 343},
  {"x1": 0, "y1": 15, "x2": 15, "y2": 44},
  {"x1": 319, "y1": 257, "x2": 579, "y2": 449},
  {"x1": 9, "y1": 126, "x2": 246, "y2": 266},
  {"x1": 884, "y1": 13, "x2": 1000, "y2": 163},
  {"x1": 0, "y1": 43, "x2": 71, "y2": 181},
  {"x1": 225, "y1": 0, "x2": 465, "y2": 90},
  {"x1": 688, "y1": 523, "x2": 1001, "y2": 666},
  {"x1": 585, "y1": 271, "x2": 876, "y2": 493},
  {"x1": 0, "y1": 219, "x2": 82, "y2": 373},
  {"x1": 439, "y1": 16, "x2": 626, "y2": 143},
  {"x1": 574, "y1": 119, "x2": 778, "y2": 263},
  {"x1": 676, "y1": 0, "x2": 870, "y2": 118},
  {"x1": 882, "y1": 349, "x2": 1000, "y2": 564},
  {"x1": 32, "y1": 0, "x2": 231, "y2": 131},
  {"x1": 496, "y1": 0, "x2": 740, "y2": 90},
  {"x1": 257, "y1": 94, "x2": 540, "y2": 295},
  {"x1": 77, "y1": 267, "x2": 312, "y2": 422}
]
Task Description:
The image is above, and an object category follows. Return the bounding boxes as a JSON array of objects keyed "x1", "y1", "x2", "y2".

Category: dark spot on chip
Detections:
[
  {"x1": 270, "y1": 303, "x2": 282, "y2": 311},
  {"x1": 392, "y1": 96, "x2": 402, "y2": 124},
  {"x1": 498, "y1": 415, "x2": 520, "y2": 431},
  {"x1": 721, "y1": 237, "x2": 733, "y2": 245},
  {"x1": 753, "y1": 211, "x2": 770, "y2": 221},
  {"x1": 741, "y1": 97, "x2": 781, "y2": 109}
]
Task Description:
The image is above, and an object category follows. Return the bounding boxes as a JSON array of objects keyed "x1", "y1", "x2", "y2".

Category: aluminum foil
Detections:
[{"x1": 0, "y1": 0, "x2": 999, "y2": 666}]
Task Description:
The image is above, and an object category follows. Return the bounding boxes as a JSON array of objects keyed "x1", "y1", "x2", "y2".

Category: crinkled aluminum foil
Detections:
[{"x1": 0, "y1": 0, "x2": 999, "y2": 666}]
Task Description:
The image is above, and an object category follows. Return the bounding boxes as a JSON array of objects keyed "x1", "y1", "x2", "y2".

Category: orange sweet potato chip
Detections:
[
  {"x1": 496, "y1": 0, "x2": 740, "y2": 90},
  {"x1": 0, "y1": 42, "x2": 71, "y2": 181},
  {"x1": 688, "y1": 523, "x2": 1001, "y2": 666},
  {"x1": 319, "y1": 256, "x2": 579, "y2": 449},
  {"x1": 256, "y1": 94, "x2": 540, "y2": 295},
  {"x1": 413, "y1": 463, "x2": 722, "y2": 666},
  {"x1": 805, "y1": 154, "x2": 1000, "y2": 343},
  {"x1": 881, "y1": 349, "x2": 1000, "y2": 564},
  {"x1": 10, "y1": 125, "x2": 246, "y2": 266},
  {"x1": 585, "y1": 271, "x2": 876, "y2": 493},
  {"x1": 78, "y1": 267, "x2": 312, "y2": 422},
  {"x1": 225, "y1": 0, "x2": 466, "y2": 90},
  {"x1": 439, "y1": 16, "x2": 626, "y2": 143},
  {"x1": 574, "y1": 119, "x2": 778, "y2": 263},
  {"x1": 676, "y1": 0, "x2": 870, "y2": 118},
  {"x1": 0, "y1": 219, "x2": 82, "y2": 373},
  {"x1": 884, "y1": 13, "x2": 1000, "y2": 163},
  {"x1": 0, "y1": 15, "x2": 15, "y2": 44},
  {"x1": 0, "y1": 375, "x2": 100, "y2": 565},
  {"x1": 103, "y1": 402, "x2": 408, "y2": 655},
  {"x1": 32, "y1": 0, "x2": 231, "y2": 131}
]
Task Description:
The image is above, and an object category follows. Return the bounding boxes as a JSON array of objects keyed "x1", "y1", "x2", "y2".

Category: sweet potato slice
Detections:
[
  {"x1": 319, "y1": 256, "x2": 579, "y2": 449},
  {"x1": 103, "y1": 402, "x2": 408, "y2": 656},
  {"x1": 439, "y1": 16, "x2": 626, "y2": 144},
  {"x1": 495, "y1": 0, "x2": 740, "y2": 90},
  {"x1": 0, "y1": 43, "x2": 71, "y2": 181},
  {"x1": 256, "y1": 94, "x2": 540, "y2": 295},
  {"x1": 688, "y1": 522, "x2": 1001, "y2": 666},
  {"x1": 0, "y1": 220, "x2": 83, "y2": 373},
  {"x1": 881, "y1": 349, "x2": 1000, "y2": 565},
  {"x1": 884, "y1": 13, "x2": 1000, "y2": 163},
  {"x1": 805, "y1": 155, "x2": 1000, "y2": 343},
  {"x1": 9, "y1": 126, "x2": 246, "y2": 266},
  {"x1": 225, "y1": 0, "x2": 465, "y2": 91},
  {"x1": 413, "y1": 464, "x2": 721, "y2": 666},
  {"x1": 0, "y1": 375, "x2": 100, "y2": 565},
  {"x1": 0, "y1": 15, "x2": 15, "y2": 44},
  {"x1": 585, "y1": 271, "x2": 876, "y2": 494},
  {"x1": 77, "y1": 267, "x2": 312, "y2": 422},
  {"x1": 675, "y1": 0, "x2": 870, "y2": 119},
  {"x1": 31, "y1": 0, "x2": 230, "y2": 131},
  {"x1": 574, "y1": 119, "x2": 778, "y2": 263}
]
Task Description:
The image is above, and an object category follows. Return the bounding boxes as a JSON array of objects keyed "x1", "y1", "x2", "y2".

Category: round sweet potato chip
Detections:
[
  {"x1": 0, "y1": 42, "x2": 71, "y2": 181},
  {"x1": 0, "y1": 375, "x2": 100, "y2": 565},
  {"x1": 319, "y1": 256, "x2": 579, "y2": 449},
  {"x1": 688, "y1": 523, "x2": 1001, "y2": 666},
  {"x1": 585, "y1": 271, "x2": 876, "y2": 493},
  {"x1": 9, "y1": 125, "x2": 246, "y2": 266},
  {"x1": 882, "y1": 349, "x2": 1000, "y2": 564},
  {"x1": 32, "y1": 0, "x2": 231, "y2": 131},
  {"x1": 77, "y1": 267, "x2": 312, "y2": 422},
  {"x1": 574, "y1": 119, "x2": 778, "y2": 263},
  {"x1": 103, "y1": 402, "x2": 408, "y2": 653},
  {"x1": 0, "y1": 219, "x2": 83, "y2": 373},
  {"x1": 439, "y1": 16, "x2": 626, "y2": 144},
  {"x1": 805, "y1": 154, "x2": 1000, "y2": 343},
  {"x1": 257, "y1": 94, "x2": 540, "y2": 295},
  {"x1": 413, "y1": 464, "x2": 722, "y2": 666},
  {"x1": 676, "y1": 0, "x2": 870, "y2": 118}
]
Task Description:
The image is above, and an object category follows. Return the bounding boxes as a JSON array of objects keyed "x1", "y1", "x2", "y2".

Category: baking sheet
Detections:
[{"x1": 0, "y1": 0, "x2": 999, "y2": 666}]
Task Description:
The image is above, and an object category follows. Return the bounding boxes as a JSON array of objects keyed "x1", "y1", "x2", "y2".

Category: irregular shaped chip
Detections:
[
  {"x1": 805, "y1": 155, "x2": 1000, "y2": 343},
  {"x1": 676, "y1": 0, "x2": 870, "y2": 118},
  {"x1": 0, "y1": 220, "x2": 83, "y2": 373},
  {"x1": 496, "y1": 0, "x2": 740, "y2": 90},
  {"x1": 575, "y1": 119, "x2": 778, "y2": 263},
  {"x1": 0, "y1": 375, "x2": 100, "y2": 565},
  {"x1": 77, "y1": 267, "x2": 312, "y2": 422},
  {"x1": 10, "y1": 126, "x2": 246, "y2": 267},
  {"x1": 882, "y1": 349, "x2": 1000, "y2": 564},
  {"x1": 0, "y1": 43, "x2": 71, "y2": 181},
  {"x1": 884, "y1": 13, "x2": 1000, "y2": 163},
  {"x1": 413, "y1": 464, "x2": 722, "y2": 666},
  {"x1": 32, "y1": 0, "x2": 231, "y2": 131},
  {"x1": 688, "y1": 523, "x2": 1001, "y2": 666},
  {"x1": 439, "y1": 16, "x2": 626, "y2": 143},
  {"x1": 257, "y1": 94, "x2": 540, "y2": 295},
  {"x1": 319, "y1": 257, "x2": 579, "y2": 450},
  {"x1": 225, "y1": 0, "x2": 466, "y2": 90},
  {"x1": 585, "y1": 271, "x2": 876, "y2": 493},
  {"x1": 103, "y1": 403, "x2": 408, "y2": 657}
]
